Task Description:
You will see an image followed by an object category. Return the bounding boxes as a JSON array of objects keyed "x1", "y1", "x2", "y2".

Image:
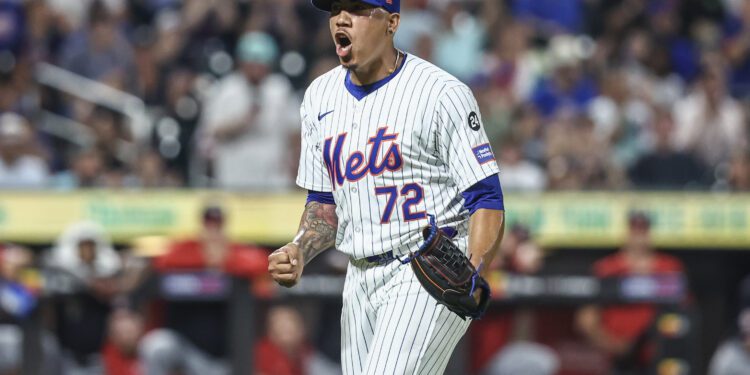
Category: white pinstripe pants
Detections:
[{"x1": 341, "y1": 258, "x2": 470, "y2": 375}]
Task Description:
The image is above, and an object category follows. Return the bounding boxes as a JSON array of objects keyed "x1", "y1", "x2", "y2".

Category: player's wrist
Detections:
[{"x1": 288, "y1": 242, "x2": 306, "y2": 266}]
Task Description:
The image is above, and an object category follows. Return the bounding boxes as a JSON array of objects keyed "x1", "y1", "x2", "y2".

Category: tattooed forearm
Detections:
[{"x1": 293, "y1": 202, "x2": 338, "y2": 264}]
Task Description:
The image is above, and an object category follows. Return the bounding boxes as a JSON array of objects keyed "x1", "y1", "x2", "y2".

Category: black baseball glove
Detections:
[{"x1": 400, "y1": 215, "x2": 491, "y2": 320}]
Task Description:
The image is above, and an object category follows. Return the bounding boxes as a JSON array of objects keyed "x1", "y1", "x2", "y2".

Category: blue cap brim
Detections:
[
  {"x1": 311, "y1": 0, "x2": 398, "y2": 13},
  {"x1": 311, "y1": 0, "x2": 333, "y2": 11}
]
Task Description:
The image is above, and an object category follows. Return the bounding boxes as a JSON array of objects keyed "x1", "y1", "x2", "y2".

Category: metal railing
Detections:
[{"x1": 34, "y1": 62, "x2": 153, "y2": 144}]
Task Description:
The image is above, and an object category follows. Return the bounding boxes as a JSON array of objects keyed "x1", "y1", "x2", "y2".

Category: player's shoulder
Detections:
[
  {"x1": 304, "y1": 65, "x2": 347, "y2": 100},
  {"x1": 403, "y1": 54, "x2": 472, "y2": 97}
]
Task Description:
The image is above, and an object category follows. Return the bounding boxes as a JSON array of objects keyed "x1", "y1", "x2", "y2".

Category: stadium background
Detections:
[{"x1": 1, "y1": 0, "x2": 750, "y2": 374}]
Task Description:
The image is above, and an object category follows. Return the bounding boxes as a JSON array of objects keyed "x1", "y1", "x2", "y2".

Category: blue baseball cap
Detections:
[{"x1": 311, "y1": 0, "x2": 400, "y2": 14}]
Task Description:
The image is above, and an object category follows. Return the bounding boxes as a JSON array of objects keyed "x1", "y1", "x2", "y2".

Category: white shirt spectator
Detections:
[
  {"x1": 673, "y1": 90, "x2": 746, "y2": 167},
  {"x1": 0, "y1": 113, "x2": 48, "y2": 189},
  {"x1": 200, "y1": 31, "x2": 299, "y2": 190},
  {"x1": 498, "y1": 144, "x2": 547, "y2": 192},
  {"x1": 0, "y1": 156, "x2": 48, "y2": 189},
  {"x1": 709, "y1": 338, "x2": 750, "y2": 375},
  {"x1": 499, "y1": 160, "x2": 547, "y2": 193},
  {"x1": 201, "y1": 72, "x2": 299, "y2": 190},
  {"x1": 48, "y1": 221, "x2": 121, "y2": 280}
]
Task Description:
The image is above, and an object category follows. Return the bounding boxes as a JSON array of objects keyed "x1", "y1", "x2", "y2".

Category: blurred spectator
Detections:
[
  {"x1": 0, "y1": 244, "x2": 60, "y2": 375},
  {"x1": 0, "y1": 0, "x2": 25, "y2": 58},
  {"x1": 481, "y1": 342, "x2": 559, "y2": 375},
  {"x1": 576, "y1": 211, "x2": 686, "y2": 373},
  {"x1": 509, "y1": 105, "x2": 545, "y2": 164},
  {"x1": 254, "y1": 305, "x2": 341, "y2": 375},
  {"x1": 544, "y1": 114, "x2": 621, "y2": 190},
  {"x1": 200, "y1": 31, "x2": 299, "y2": 190},
  {"x1": 485, "y1": 21, "x2": 539, "y2": 102},
  {"x1": 471, "y1": 224, "x2": 556, "y2": 374},
  {"x1": 433, "y1": 2, "x2": 486, "y2": 81},
  {"x1": 58, "y1": 1, "x2": 135, "y2": 91},
  {"x1": 497, "y1": 137, "x2": 547, "y2": 193},
  {"x1": 46, "y1": 0, "x2": 125, "y2": 32},
  {"x1": 623, "y1": 29, "x2": 686, "y2": 108},
  {"x1": 132, "y1": 149, "x2": 181, "y2": 188},
  {"x1": 87, "y1": 106, "x2": 132, "y2": 169},
  {"x1": 728, "y1": 152, "x2": 750, "y2": 191},
  {"x1": 709, "y1": 275, "x2": 750, "y2": 375},
  {"x1": 150, "y1": 66, "x2": 201, "y2": 183},
  {"x1": 647, "y1": 0, "x2": 701, "y2": 83},
  {"x1": 138, "y1": 204, "x2": 267, "y2": 374},
  {"x1": 511, "y1": 0, "x2": 584, "y2": 34},
  {"x1": 47, "y1": 221, "x2": 122, "y2": 374},
  {"x1": 52, "y1": 148, "x2": 105, "y2": 189},
  {"x1": 475, "y1": 22, "x2": 541, "y2": 142},
  {"x1": 102, "y1": 309, "x2": 144, "y2": 375},
  {"x1": 0, "y1": 113, "x2": 49, "y2": 189},
  {"x1": 530, "y1": 36, "x2": 597, "y2": 118},
  {"x1": 587, "y1": 68, "x2": 652, "y2": 168},
  {"x1": 628, "y1": 109, "x2": 710, "y2": 190},
  {"x1": 394, "y1": 0, "x2": 438, "y2": 54},
  {"x1": 673, "y1": 62, "x2": 746, "y2": 169},
  {"x1": 723, "y1": 0, "x2": 750, "y2": 97},
  {"x1": 101, "y1": 163, "x2": 134, "y2": 189},
  {"x1": 0, "y1": 0, "x2": 745, "y2": 193},
  {"x1": 25, "y1": 0, "x2": 65, "y2": 65}
]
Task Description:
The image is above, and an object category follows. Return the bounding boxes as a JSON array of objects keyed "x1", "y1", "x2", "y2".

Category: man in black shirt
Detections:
[{"x1": 629, "y1": 110, "x2": 710, "y2": 189}]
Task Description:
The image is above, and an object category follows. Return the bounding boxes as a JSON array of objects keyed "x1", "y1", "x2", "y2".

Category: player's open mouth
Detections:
[{"x1": 335, "y1": 32, "x2": 352, "y2": 58}]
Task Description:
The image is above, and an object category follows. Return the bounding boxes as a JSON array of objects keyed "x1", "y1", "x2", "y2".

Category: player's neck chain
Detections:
[{"x1": 388, "y1": 49, "x2": 402, "y2": 75}]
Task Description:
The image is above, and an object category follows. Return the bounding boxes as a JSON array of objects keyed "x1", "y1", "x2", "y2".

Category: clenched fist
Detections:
[{"x1": 268, "y1": 243, "x2": 305, "y2": 288}]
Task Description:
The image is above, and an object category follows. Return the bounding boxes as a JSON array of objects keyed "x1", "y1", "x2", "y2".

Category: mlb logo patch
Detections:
[
  {"x1": 472, "y1": 144, "x2": 495, "y2": 164},
  {"x1": 386, "y1": 0, "x2": 392, "y2": 3}
]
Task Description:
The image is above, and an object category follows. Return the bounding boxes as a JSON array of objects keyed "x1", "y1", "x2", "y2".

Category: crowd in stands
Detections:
[
  {"x1": 0, "y1": 205, "x2": 748, "y2": 374},
  {"x1": 0, "y1": 204, "x2": 342, "y2": 375},
  {"x1": 0, "y1": 0, "x2": 748, "y2": 191}
]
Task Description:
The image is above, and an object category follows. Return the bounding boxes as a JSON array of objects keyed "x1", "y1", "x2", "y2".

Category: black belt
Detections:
[{"x1": 364, "y1": 250, "x2": 397, "y2": 264}]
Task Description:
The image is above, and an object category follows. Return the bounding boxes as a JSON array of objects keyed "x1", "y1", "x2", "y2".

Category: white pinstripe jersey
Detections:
[{"x1": 296, "y1": 54, "x2": 499, "y2": 260}]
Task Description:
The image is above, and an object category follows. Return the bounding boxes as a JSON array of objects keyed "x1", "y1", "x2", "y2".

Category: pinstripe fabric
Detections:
[
  {"x1": 296, "y1": 54, "x2": 497, "y2": 374},
  {"x1": 342, "y1": 259, "x2": 470, "y2": 375},
  {"x1": 296, "y1": 54, "x2": 499, "y2": 260}
]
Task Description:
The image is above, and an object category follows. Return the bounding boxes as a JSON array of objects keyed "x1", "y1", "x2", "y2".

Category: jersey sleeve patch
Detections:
[
  {"x1": 468, "y1": 111, "x2": 481, "y2": 131},
  {"x1": 472, "y1": 144, "x2": 495, "y2": 164}
]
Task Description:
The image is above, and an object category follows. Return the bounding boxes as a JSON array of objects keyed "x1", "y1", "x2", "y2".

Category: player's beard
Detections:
[
  {"x1": 340, "y1": 55, "x2": 355, "y2": 70},
  {"x1": 338, "y1": 47, "x2": 354, "y2": 68}
]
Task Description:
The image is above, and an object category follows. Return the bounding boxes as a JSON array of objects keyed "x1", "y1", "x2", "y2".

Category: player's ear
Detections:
[{"x1": 387, "y1": 13, "x2": 400, "y2": 35}]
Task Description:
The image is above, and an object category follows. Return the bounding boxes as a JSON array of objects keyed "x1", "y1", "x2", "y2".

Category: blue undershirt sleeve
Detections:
[
  {"x1": 461, "y1": 174, "x2": 504, "y2": 215},
  {"x1": 306, "y1": 190, "x2": 336, "y2": 205}
]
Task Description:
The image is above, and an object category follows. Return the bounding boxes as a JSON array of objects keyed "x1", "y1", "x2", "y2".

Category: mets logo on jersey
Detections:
[{"x1": 323, "y1": 126, "x2": 402, "y2": 188}]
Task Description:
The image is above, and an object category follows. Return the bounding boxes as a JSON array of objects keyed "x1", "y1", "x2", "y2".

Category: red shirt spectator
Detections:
[
  {"x1": 576, "y1": 211, "x2": 686, "y2": 372},
  {"x1": 154, "y1": 238, "x2": 267, "y2": 277},
  {"x1": 253, "y1": 305, "x2": 340, "y2": 375},
  {"x1": 101, "y1": 309, "x2": 144, "y2": 375},
  {"x1": 255, "y1": 337, "x2": 311, "y2": 375},
  {"x1": 139, "y1": 204, "x2": 269, "y2": 375},
  {"x1": 593, "y1": 251, "x2": 684, "y2": 343},
  {"x1": 102, "y1": 342, "x2": 141, "y2": 375}
]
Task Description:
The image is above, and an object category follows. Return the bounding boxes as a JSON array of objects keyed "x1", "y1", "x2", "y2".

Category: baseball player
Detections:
[{"x1": 268, "y1": 0, "x2": 506, "y2": 374}]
